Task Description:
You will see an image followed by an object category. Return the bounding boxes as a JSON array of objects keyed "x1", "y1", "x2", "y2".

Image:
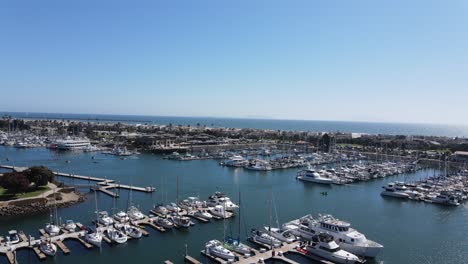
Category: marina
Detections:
[{"x1": 0, "y1": 145, "x2": 467, "y2": 264}]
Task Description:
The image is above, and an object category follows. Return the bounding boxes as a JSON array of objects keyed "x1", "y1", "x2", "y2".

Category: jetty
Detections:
[{"x1": 0, "y1": 165, "x2": 155, "y2": 198}]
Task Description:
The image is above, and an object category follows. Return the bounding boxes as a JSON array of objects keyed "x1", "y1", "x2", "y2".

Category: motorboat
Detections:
[
  {"x1": 169, "y1": 215, "x2": 192, "y2": 228},
  {"x1": 179, "y1": 197, "x2": 204, "y2": 210},
  {"x1": 209, "y1": 205, "x2": 233, "y2": 219},
  {"x1": 250, "y1": 229, "x2": 281, "y2": 248},
  {"x1": 166, "y1": 203, "x2": 182, "y2": 213},
  {"x1": 296, "y1": 169, "x2": 333, "y2": 185},
  {"x1": 64, "y1": 220, "x2": 77, "y2": 232},
  {"x1": 106, "y1": 227, "x2": 128, "y2": 244},
  {"x1": 381, "y1": 183, "x2": 410, "y2": 199},
  {"x1": 45, "y1": 223, "x2": 60, "y2": 236},
  {"x1": 305, "y1": 233, "x2": 362, "y2": 264},
  {"x1": 207, "y1": 192, "x2": 239, "y2": 211},
  {"x1": 127, "y1": 206, "x2": 145, "y2": 220},
  {"x1": 114, "y1": 211, "x2": 130, "y2": 223},
  {"x1": 153, "y1": 204, "x2": 169, "y2": 216},
  {"x1": 284, "y1": 214, "x2": 383, "y2": 258},
  {"x1": 153, "y1": 216, "x2": 174, "y2": 229},
  {"x1": 40, "y1": 240, "x2": 57, "y2": 256},
  {"x1": 98, "y1": 211, "x2": 114, "y2": 226},
  {"x1": 223, "y1": 237, "x2": 252, "y2": 257},
  {"x1": 6, "y1": 230, "x2": 20, "y2": 244},
  {"x1": 263, "y1": 226, "x2": 296, "y2": 243},
  {"x1": 431, "y1": 192, "x2": 460, "y2": 206},
  {"x1": 205, "y1": 240, "x2": 236, "y2": 261},
  {"x1": 115, "y1": 224, "x2": 142, "y2": 239},
  {"x1": 222, "y1": 155, "x2": 249, "y2": 167},
  {"x1": 85, "y1": 228, "x2": 103, "y2": 247},
  {"x1": 245, "y1": 159, "x2": 272, "y2": 171},
  {"x1": 193, "y1": 210, "x2": 213, "y2": 220}
]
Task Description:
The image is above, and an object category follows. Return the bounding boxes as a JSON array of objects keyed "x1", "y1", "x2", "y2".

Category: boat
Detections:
[
  {"x1": 296, "y1": 169, "x2": 334, "y2": 185},
  {"x1": 45, "y1": 223, "x2": 60, "y2": 236},
  {"x1": 166, "y1": 202, "x2": 182, "y2": 213},
  {"x1": 106, "y1": 227, "x2": 128, "y2": 244},
  {"x1": 153, "y1": 204, "x2": 169, "y2": 216},
  {"x1": 263, "y1": 226, "x2": 296, "y2": 243},
  {"x1": 223, "y1": 191, "x2": 252, "y2": 257},
  {"x1": 209, "y1": 205, "x2": 233, "y2": 219},
  {"x1": 127, "y1": 206, "x2": 145, "y2": 220},
  {"x1": 305, "y1": 233, "x2": 362, "y2": 264},
  {"x1": 64, "y1": 220, "x2": 77, "y2": 232},
  {"x1": 205, "y1": 240, "x2": 236, "y2": 261},
  {"x1": 381, "y1": 183, "x2": 410, "y2": 199},
  {"x1": 114, "y1": 211, "x2": 130, "y2": 222},
  {"x1": 5, "y1": 230, "x2": 20, "y2": 244},
  {"x1": 40, "y1": 240, "x2": 57, "y2": 256},
  {"x1": 55, "y1": 137, "x2": 91, "y2": 150},
  {"x1": 110, "y1": 146, "x2": 133, "y2": 156},
  {"x1": 98, "y1": 211, "x2": 114, "y2": 226},
  {"x1": 245, "y1": 159, "x2": 272, "y2": 171},
  {"x1": 169, "y1": 215, "x2": 192, "y2": 228},
  {"x1": 193, "y1": 210, "x2": 213, "y2": 220},
  {"x1": 207, "y1": 192, "x2": 239, "y2": 211},
  {"x1": 222, "y1": 155, "x2": 249, "y2": 167},
  {"x1": 153, "y1": 216, "x2": 174, "y2": 229},
  {"x1": 179, "y1": 197, "x2": 204, "y2": 210},
  {"x1": 85, "y1": 227, "x2": 103, "y2": 247},
  {"x1": 115, "y1": 224, "x2": 142, "y2": 239},
  {"x1": 284, "y1": 214, "x2": 383, "y2": 258},
  {"x1": 431, "y1": 192, "x2": 460, "y2": 206},
  {"x1": 250, "y1": 229, "x2": 282, "y2": 248}
]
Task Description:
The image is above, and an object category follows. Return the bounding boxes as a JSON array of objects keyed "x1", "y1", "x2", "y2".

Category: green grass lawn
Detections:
[{"x1": 0, "y1": 186, "x2": 50, "y2": 200}]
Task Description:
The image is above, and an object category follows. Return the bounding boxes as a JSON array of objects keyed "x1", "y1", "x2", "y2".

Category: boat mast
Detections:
[
  {"x1": 94, "y1": 189, "x2": 99, "y2": 228},
  {"x1": 238, "y1": 190, "x2": 241, "y2": 240}
]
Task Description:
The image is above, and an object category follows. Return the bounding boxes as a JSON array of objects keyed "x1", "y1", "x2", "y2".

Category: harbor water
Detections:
[{"x1": 0, "y1": 146, "x2": 467, "y2": 264}]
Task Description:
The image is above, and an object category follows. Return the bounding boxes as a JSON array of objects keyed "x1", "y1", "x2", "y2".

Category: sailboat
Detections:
[
  {"x1": 126, "y1": 177, "x2": 145, "y2": 220},
  {"x1": 204, "y1": 203, "x2": 236, "y2": 261},
  {"x1": 45, "y1": 188, "x2": 60, "y2": 236},
  {"x1": 250, "y1": 191, "x2": 282, "y2": 248},
  {"x1": 169, "y1": 175, "x2": 192, "y2": 228},
  {"x1": 263, "y1": 193, "x2": 296, "y2": 243},
  {"x1": 223, "y1": 191, "x2": 252, "y2": 256},
  {"x1": 86, "y1": 190, "x2": 103, "y2": 247}
]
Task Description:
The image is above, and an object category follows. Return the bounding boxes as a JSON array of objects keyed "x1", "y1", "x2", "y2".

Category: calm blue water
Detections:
[
  {"x1": 3, "y1": 112, "x2": 468, "y2": 137},
  {"x1": 0, "y1": 146, "x2": 467, "y2": 264}
]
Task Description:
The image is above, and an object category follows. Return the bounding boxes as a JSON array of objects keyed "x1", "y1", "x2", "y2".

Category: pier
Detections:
[{"x1": 0, "y1": 164, "x2": 155, "y2": 198}]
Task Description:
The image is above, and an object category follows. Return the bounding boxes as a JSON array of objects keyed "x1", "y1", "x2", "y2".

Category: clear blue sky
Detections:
[{"x1": 1, "y1": 0, "x2": 467, "y2": 124}]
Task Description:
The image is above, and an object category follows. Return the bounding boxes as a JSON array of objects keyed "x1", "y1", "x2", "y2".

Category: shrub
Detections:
[{"x1": 0, "y1": 172, "x2": 30, "y2": 193}]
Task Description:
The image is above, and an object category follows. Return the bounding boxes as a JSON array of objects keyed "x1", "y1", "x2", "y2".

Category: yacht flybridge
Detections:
[
  {"x1": 381, "y1": 183, "x2": 410, "y2": 199},
  {"x1": 284, "y1": 214, "x2": 383, "y2": 258},
  {"x1": 296, "y1": 169, "x2": 334, "y2": 185},
  {"x1": 207, "y1": 192, "x2": 239, "y2": 211}
]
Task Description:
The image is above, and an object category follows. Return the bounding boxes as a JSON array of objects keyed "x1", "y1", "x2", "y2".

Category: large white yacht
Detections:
[
  {"x1": 207, "y1": 192, "x2": 239, "y2": 211},
  {"x1": 209, "y1": 205, "x2": 233, "y2": 219},
  {"x1": 205, "y1": 240, "x2": 236, "y2": 261},
  {"x1": 284, "y1": 214, "x2": 383, "y2": 258},
  {"x1": 296, "y1": 169, "x2": 334, "y2": 185},
  {"x1": 431, "y1": 192, "x2": 460, "y2": 206},
  {"x1": 222, "y1": 155, "x2": 249, "y2": 167},
  {"x1": 381, "y1": 183, "x2": 410, "y2": 199},
  {"x1": 56, "y1": 137, "x2": 91, "y2": 150},
  {"x1": 305, "y1": 233, "x2": 362, "y2": 264}
]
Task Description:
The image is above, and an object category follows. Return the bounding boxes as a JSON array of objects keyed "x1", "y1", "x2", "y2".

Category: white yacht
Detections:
[
  {"x1": 85, "y1": 228, "x2": 103, "y2": 247},
  {"x1": 222, "y1": 155, "x2": 249, "y2": 167},
  {"x1": 209, "y1": 205, "x2": 233, "y2": 219},
  {"x1": 115, "y1": 224, "x2": 142, "y2": 239},
  {"x1": 431, "y1": 193, "x2": 460, "y2": 206},
  {"x1": 205, "y1": 240, "x2": 236, "y2": 261},
  {"x1": 98, "y1": 211, "x2": 114, "y2": 226},
  {"x1": 169, "y1": 215, "x2": 192, "y2": 228},
  {"x1": 127, "y1": 206, "x2": 145, "y2": 220},
  {"x1": 40, "y1": 240, "x2": 57, "y2": 256},
  {"x1": 114, "y1": 211, "x2": 130, "y2": 222},
  {"x1": 250, "y1": 229, "x2": 282, "y2": 248},
  {"x1": 263, "y1": 226, "x2": 296, "y2": 243},
  {"x1": 284, "y1": 214, "x2": 383, "y2": 258},
  {"x1": 193, "y1": 210, "x2": 213, "y2": 220},
  {"x1": 64, "y1": 220, "x2": 77, "y2": 232},
  {"x1": 6, "y1": 230, "x2": 20, "y2": 244},
  {"x1": 153, "y1": 204, "x2": 169, "y2": 215},
  {"x1": 166, "y1": 203, "x2": 182, "y2": 213},
  {"x1": 305, "y1": 233, "x2": 362, "y2": 264},
  {"x1": 153, "y1": 216, "x2": 174, "y2": 229},
  {"x1": 45, "y1": 223, "x2": 60, "y2": 236},
  {"x1": 245, "y1": 159, "x2": 272, "y2": 171},
  {"x1": 56, "y1": 137, "x2": 91, "y2": 150},
  {"x1": 296, "y1": 169, "x2": 334, "y2": 185},
  {"x1": 381, "y1": 183, "x2": 410, "y2": 199},
  {"x1": 106, "y1": 227, "x2": 128, "y2": 244},
  {"x1": 207, "y1": 192, "x2": 239, "y2": 211}
]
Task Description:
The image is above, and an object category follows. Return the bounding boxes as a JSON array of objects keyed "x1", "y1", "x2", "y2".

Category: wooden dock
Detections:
[
  {"x1": 134, "y1": 217, "x2": 165, "y2": 232},
  {"x1": 185, "y1": 255, "x2": 203, "y2": 264},
  {"x1": 32, "y1": 246, "x2": 46, "y2": 260},
  {"x1": 6, "y1": 251, "x2": 15, "y2": 264},
  {"x1": 55, "y1": 240, "x2": 70, "y2": 254}
]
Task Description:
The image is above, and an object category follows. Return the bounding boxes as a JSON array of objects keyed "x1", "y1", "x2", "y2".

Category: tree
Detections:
[
  {"x1": 0, "y1": 172, "x2": 30, "y2": 192},
  {"x1": 24, "y1": 166, "x2": 54, "y2": 186}
]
